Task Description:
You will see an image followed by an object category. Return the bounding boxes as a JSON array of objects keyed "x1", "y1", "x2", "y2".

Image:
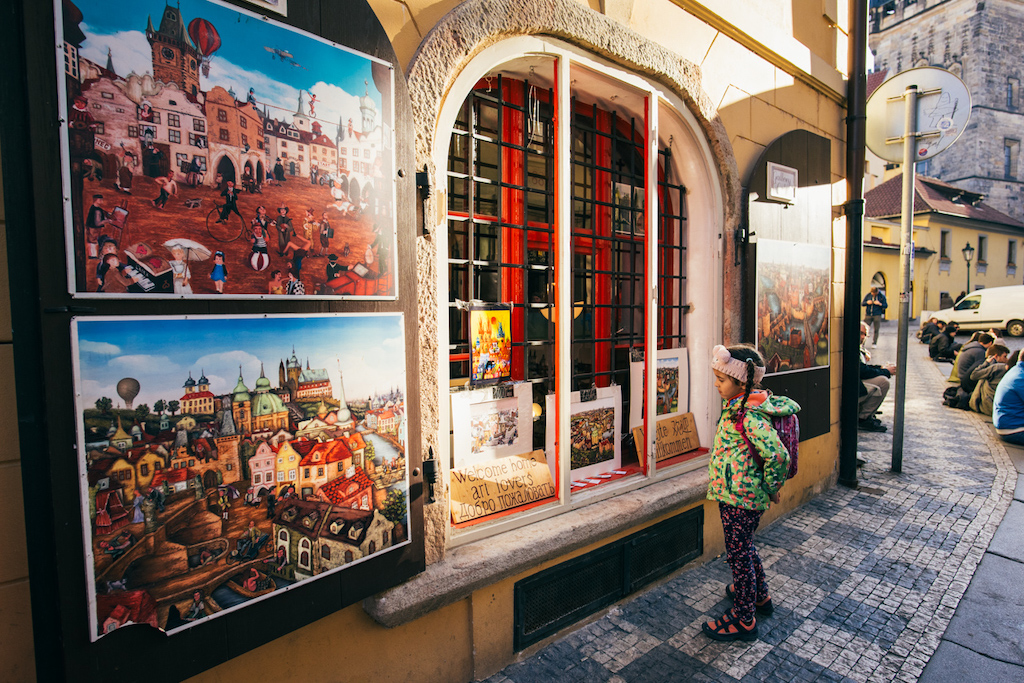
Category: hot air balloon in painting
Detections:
[
  {"x1": 116, "y1": 377, "x2": 141, "y2": 410},
  {"x1": 187, "y1": 17, "x2": 221, "y2": 77}
]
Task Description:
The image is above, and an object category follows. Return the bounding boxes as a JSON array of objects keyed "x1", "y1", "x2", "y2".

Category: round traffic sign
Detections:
[{"x1": 865, "y1": 67, "x2": 971, "y2": 163}]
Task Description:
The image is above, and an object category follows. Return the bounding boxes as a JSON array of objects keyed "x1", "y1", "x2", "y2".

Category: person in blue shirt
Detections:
[
  {"x1": 861, "y1": 286, "x2": 888, "y2": 347},
  {"x1": 994, "y1": 356, "x2": 1024, "y2": 446}
]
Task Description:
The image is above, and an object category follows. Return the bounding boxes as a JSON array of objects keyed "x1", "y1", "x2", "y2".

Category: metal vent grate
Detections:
[
  {"x1": 514, "y1": 507, "x2": 703, "y2": 650},
  {"x1": 628, "y1": 511, "x2": 702, "y2": 592}
]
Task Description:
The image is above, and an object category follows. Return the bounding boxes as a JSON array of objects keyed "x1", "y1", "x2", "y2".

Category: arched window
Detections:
[
  {"x1": 443, "y1": 48, "x2": 714, "y2": 532},
  {"x1": 321, "y1": 545, "x2": 331, "y2": 561},
  {"x1": 344, "y1": 550, "x2": 354, "y2": 563},
  {"x1": 298, "y1": 537, "x2": 311, "y2": 571}
]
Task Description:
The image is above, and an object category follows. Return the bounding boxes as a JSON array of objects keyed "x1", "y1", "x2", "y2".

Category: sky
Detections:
[
  {"x1": 75, "y1": 314, "x2": 407, "y2": 411},
  {"x1": 71, "y1": 0, "x2": 389, "y2": 141}
]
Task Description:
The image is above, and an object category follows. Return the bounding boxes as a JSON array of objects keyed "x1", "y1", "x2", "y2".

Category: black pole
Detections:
[{"x1": 840, "y1": 0, "x2": 869, "y2": 489}]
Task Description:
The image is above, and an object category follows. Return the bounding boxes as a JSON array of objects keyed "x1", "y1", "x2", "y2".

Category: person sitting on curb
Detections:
[
  {"x1": 929, "y1": 321, "x2": 960, "y2": 362},
  {"x1": 969, "y1": 344, "x2": 1011, "y2": 416},
  {"x1": 918, "y1": 317, "x2": 942, "y2": 344},
  {"x1": 993, "y1": 354, "x2": 1024, "y2": 446},
  {"x1": 944, "y1": 332, "x2": 994, "y2": 409},
  {"x1": 859, "y1": 322, "x2": 895, "y2": 432}
]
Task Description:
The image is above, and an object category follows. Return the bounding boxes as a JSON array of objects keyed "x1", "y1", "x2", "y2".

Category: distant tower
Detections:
[
  {"x1": 145, "y1": 3, "x2": 201, "y2": 96},
  {"x1": 231, "y1": 367, "x2": 253, "y2": 434},
  {"x1": 293, "y1": 91, "x2": 309, "y2": 132},
  {"x1": 359, "y1": 81, "x2": 377, "y2": 134},
  {"x1": 335, "y1": 370, "x2": 353, "y2": 426}
]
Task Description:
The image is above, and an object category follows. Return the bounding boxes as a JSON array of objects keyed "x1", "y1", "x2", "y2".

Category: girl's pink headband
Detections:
[{"x1": 711, "y1": 345, "x2": 765, "y2": 384}]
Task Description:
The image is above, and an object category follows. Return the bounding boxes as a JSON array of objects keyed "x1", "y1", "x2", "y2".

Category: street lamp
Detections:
[{"x1": 962, "y1": 241, "x2": 975, "y2": 294}]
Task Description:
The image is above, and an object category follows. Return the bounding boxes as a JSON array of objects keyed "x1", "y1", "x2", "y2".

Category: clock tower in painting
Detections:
[{"x1": 145, "y1": 3, "x2": 200, "y2": 96}]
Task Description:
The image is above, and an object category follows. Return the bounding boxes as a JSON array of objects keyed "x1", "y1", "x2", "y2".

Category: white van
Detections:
[{"x1": 932, "y1": 285, "x2": 1024, "y2": 337}]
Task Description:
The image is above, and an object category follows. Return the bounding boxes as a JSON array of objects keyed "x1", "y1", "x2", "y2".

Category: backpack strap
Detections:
[{"x1": 733, "y1": 408, "x2": 766, "y2": 471}]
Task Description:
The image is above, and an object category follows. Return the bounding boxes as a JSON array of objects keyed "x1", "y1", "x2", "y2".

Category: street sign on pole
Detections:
[{"x1": 864, "y1": 67, "x2": 971, "y2": 473}]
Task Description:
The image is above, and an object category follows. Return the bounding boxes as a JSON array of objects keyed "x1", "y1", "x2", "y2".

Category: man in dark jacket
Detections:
[
  {"x1": 957, "y1": 333, "x2": 994, "y2": 395},
  {"x1": 929, "y1": 322, "x2": 960, "y2": 361},
  {"x1": 862, "y1": 286, "x2": 888, "y2": 348},
  {"x1": 919, "y1": 317, "x2": 942, "y2": 343}
]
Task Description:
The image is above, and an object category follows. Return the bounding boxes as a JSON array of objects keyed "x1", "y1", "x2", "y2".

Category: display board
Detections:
[
  {"x1": 2, "y1": 0, "x2": 422, "y2": 680},
  {"x1": 57, "y1": 0, "x2": 397, "y2": 299}
]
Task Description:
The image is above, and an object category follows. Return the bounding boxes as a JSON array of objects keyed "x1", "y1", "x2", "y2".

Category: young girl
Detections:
[{"x1": 702, "y1": 344, "x2": 799, "y2": 642}]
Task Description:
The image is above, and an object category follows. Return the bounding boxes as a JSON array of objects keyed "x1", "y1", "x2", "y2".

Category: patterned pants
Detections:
[{"x1": 720, "y1": 502, "x2": 768, "y2": 622}]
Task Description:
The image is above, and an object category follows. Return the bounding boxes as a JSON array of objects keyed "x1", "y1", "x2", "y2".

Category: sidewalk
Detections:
[{"x1": 484, "y1": 323, "x2": 1018, "y2": 682}]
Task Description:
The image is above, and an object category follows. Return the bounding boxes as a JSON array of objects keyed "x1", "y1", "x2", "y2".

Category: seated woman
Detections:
[
  {"x1": 993, "y1": 355, "x2": 1024, "y2": 446},
  {"x1": 969, "y1": 344, "x2": 1010, "y2": 416}
]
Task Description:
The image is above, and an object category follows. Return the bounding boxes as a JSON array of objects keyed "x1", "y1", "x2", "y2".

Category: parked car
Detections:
[{"x1": 932, "y1": 285, "x2": 1024, "y2": 337}]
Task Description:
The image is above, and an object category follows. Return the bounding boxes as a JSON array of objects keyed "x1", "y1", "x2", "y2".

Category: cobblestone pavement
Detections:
[{"x1": 485, "y1": 325, "x2": 1016, "y2": 682}]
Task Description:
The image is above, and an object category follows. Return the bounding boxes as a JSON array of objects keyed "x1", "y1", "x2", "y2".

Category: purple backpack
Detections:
[{"x1": 735, "y1": 410, "x2": 800, "y2": 480}]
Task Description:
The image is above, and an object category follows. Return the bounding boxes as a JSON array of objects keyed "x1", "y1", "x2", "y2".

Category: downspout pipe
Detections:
[{"x1": 840, "y1": 0, "x2": 868, "y2": 488}]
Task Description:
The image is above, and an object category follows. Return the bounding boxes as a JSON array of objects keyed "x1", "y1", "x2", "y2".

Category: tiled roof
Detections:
[
  {"x1": 864, "y1": 173, "x2": 1024, "y2": 229},
  {"x1": 299, "y1": 439, "x2": 353, "y2": 468},
  {"x1": 866, "y1": 69, "x2": 889, "y2": 99},
  {"x1": 318, "y1": 468, "x2": 373, "y2": 506}
]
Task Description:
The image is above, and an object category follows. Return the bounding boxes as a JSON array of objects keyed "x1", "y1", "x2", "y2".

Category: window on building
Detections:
[
  {"x1": 240, "y1": 117, "x2": 247, "y2": 129},
  {"x1": 317, "y1": 467, "x2": 324, "y2": 477},
  {"x1": 101, "y1": 91, "x2": 113, "y2": 100},
  {"x1": 151, "y1": 112, "x2": 160, "y2": 124},
  {"x1": 194, "y1": 119, "x2": 205, "y2": 132},
  {"x1": 217, "y1": 109, "x2": 227, "y2": 122},
  {"x1": 304, "y1": 467, "x2": 310, "y2": 478},
  {"x1": 1009, "y1": 77, "x2": 1020, "y2": 110},
  {"x1": 289, "y1": 470, "x2": 296, "y2": 480},
  {"x1": 978, "y1": 234, "x2": 988, "y2": 263},
  {"x1": 940, "y1": 230, "x2": 951, "y2": 259},
  {"x1": 140, "y1": 464, "x2": 149, "y2": 476},
  {"x1": 282, "y1": 152, "x2": 288, "y2": 159},
  {"x1": 298, "y1": 144, "x2": 304, "y2": 151},
  {"x1": 241, "y1": 134, "x2": 248, "y2": 147},
  {"x1": 127, "y1": 125, "x2": 138, "y2": 138},
  {"x1": 168, "y1": 129, "x2": 180, "y2": 143},
  {"x1": 344, "y1": 550, "x2": 354, "y2": 563},
  {"x1": 254, "y1": 473, "x2": 261, "y2": 484},
  {"x1": 1010, "y1": 239, "x2": 1018, "y2": 265},
  {"x1": 94, "y1": 122, "x2": 105, "y2": 135},
  {"x1": 321, "y1": 545, "x2": 331, "y2": 560},
  {"x1": 445, "y1": 62, "x2": 694, "y2": 531},
  {"x1": 63, "y1": 43, "x2": 79, "y2": 79},
  {"x1": 220, "y1": 128, "x2": 229, "y2": 142},
  {"x1": 1005, "y1": 139, "x2": 1020, "y2": 179},
  {"x1": 167, "y1": 113, "x2": 180, "y2": 128},
  {"x1": 282, "y1": 141, "x2": 287, "y2": 148},
  {"x1": 298, "y1": 155, "x2": 304, "y2": 161}
]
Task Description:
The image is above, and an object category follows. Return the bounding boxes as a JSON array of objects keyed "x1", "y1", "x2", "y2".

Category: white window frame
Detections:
[{"x1": 433, "y1": 37, "x2": 724, "y2": 546}]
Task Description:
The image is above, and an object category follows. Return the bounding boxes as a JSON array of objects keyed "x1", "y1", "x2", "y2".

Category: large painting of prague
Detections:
[
  {"x1": 755, "y1": 239, "x2": 831, "y2": 373},
  {"x1": 58, "y1": 0, "x2": 396, "y2": 298},
  {"x1": 73, "y1": 314, "x2": 409, "y2": 639}
]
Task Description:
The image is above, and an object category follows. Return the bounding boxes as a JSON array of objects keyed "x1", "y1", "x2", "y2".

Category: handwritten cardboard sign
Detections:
[
  {"x1": 450, "y1": 450, "x2": 556, "y2": 523},
  {"x1": 633, "y1": 412, "x2": 702, "y2": 465}
]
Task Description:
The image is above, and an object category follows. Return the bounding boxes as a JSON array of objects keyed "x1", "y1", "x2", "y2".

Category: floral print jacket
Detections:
[{"x1": 707, "y1": 390, "x2": 800, "y2": 511}]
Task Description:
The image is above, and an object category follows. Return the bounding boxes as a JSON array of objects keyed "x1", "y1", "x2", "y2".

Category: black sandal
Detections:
[
  {"x1": 725, "y1": 584, "x2": 775, "y2": 616},
  {"x1": 701, "y1": 608, "x2": 758, "y2": 642}
]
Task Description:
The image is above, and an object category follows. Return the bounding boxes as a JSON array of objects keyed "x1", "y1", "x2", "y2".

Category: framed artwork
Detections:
[
  {"x1": 612, "y1": 181, "x2": 644, "y2": 236},
  {"x1": 548, "y1": 385, "x2": 622, "y2": 482},
  {"x1": 755, "y1": 239, "x2": 831, "y2": 373},
  {"x1": 469, "y1": 303, "x2": 512, "y2": 385},
  {"x1": 450, "y1": 383, "x2": 533, "y2": 470},
  {"x1": 766, "y1": 162, "x2": 797, "y2": 204},
  {"x1": 56, "y1": 0, "x2": 396, "y2": 298},
  {"x1": 242, "y1": 0, "x2": 287, "y2": 16},
  {"x1": 72, "y1": 313, "x2": 409, "y2": 639},
  {"x1": 628, "y1": 347, "x2": 688, "y2": 430}
]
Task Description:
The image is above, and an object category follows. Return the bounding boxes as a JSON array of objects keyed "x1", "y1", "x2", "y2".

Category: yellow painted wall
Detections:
[
  {"x1": 864, "y1": 215, "x2": 1023, "y2": 321},
  {"x1": 0, "y1": 2, "x2": 850, "y2": 680}
]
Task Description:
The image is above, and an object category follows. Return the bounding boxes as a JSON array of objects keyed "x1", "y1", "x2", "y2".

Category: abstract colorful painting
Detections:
[
  {"x1": 470, "y1": 303, "x2": 512, "y2": 385},
  {"x1": 72, "y1": 314, "x2": 409, "y2": 639},
  {"x1": 57, "y1": 0, "x2": 396, "y2": 298},
  {"x1": 755, "y1": 239, "x2": 831, "y2": 373}
]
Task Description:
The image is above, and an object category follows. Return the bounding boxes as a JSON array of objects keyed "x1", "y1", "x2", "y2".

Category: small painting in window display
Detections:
[
  {"x1": 755, "y1": 239, "x2": 831, "y2": 373},
  {"x1": 569, "y1": 397, "x2": 616, "y2": 470},
  {"x1": 73, "y1": 313, "x2": 409, "y2": 639},
  {"x1": 470, "y1": 303, "x2": 512, "y2": 385}
]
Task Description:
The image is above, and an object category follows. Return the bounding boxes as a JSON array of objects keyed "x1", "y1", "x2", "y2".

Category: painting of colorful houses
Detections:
[
  {"x1": 73, "y1": 314, "x2": 409, "y2": 639},
  {"x1": 58, "y1": 0, "x2": 396, "y2": 298}
]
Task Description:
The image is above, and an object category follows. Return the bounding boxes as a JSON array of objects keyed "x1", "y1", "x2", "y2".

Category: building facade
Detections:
[
  {"x1": 870, "y1": 0, "x2": 1024, "y2": 222},
  {"x1": 1, "y1": 0, "x2": 858, "y2": 680}
]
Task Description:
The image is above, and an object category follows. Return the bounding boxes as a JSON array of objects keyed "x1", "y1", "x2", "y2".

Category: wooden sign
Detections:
[
  {"x1": 633, "y1": 412, "x2": 702, "y2": 465},
  {"x1": 450, "y1": 450, "x2": 556, "y2": 523}
]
